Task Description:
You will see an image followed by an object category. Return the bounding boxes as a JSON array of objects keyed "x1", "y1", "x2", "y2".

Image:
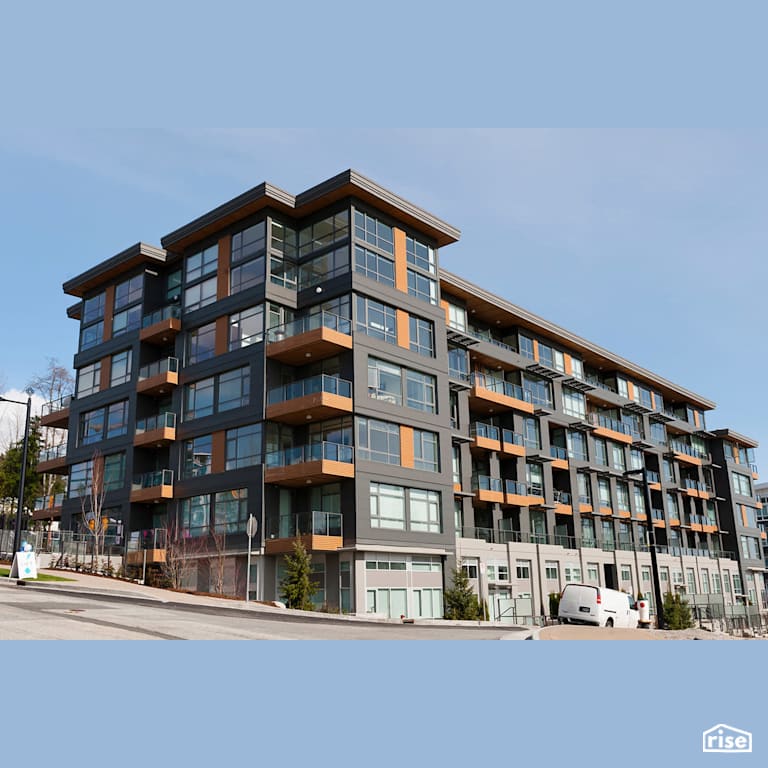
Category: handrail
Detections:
[
  {"x1": 473, "y1": 475, "x2": 503, "y2": 493},
  {"x1": 138, "y1": 357, "x2": 179, "y2": 380},
  {"x1": 41, "y1": 394, "x2": 73, "y2": 416},
  {"x1": 266, "y1": 311, "x2": 351, "y2": 342},
  {"x1": 471, "y1": 423, "x2": 500, "y2": 441},
  {"x1": 266, "y1": 441, "x2": 353, "y2": 467},
  {"x1": 142, "y1": 304, "x2": 181, "y2": 328},
  {"x1": 135, "y1": 412, "x2": 177, "y2": 433},
  {"x1": 471, "y1": 373, "x2": 531, "y2": 402},
  {"x1": 38, "y1": 444, "x2": 68, "y2": 462},
  {"x1": 267, "y1": 374, "x2": 352, "y2": 404},
  {"x1": 502, "y1": 429, "x2": 525, "y2": 446},
  {"x1": 132, "y1": 469, "x2": 174, "y2": 490},
  {"x1": 266, "y1": 510, "x2": 342, "y2": 539}
]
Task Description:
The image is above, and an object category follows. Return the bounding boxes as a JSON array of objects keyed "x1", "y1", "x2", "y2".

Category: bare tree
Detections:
[
  {"x1": 208, "y1": 525, "x2": 228, "y2": 595},
  {"x1": 162, "y1": 520, "x2": 202, "y2": 591},
  {"x1": 79, "y1": 450, "x2": 106, "y2": 570}
]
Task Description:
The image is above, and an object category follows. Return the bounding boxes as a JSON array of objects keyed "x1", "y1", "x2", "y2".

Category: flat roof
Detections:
[
  {"x1": 440, "y1": 269, "x2": 717, "y2": 410},
  {"x1": 161, "y1": 169, "x2": 461, "y2": 252},
  {"x1": 711, "y1": 429, "x2": 760, "y2": 448},
  {"x1": 63, "y1": 242, "x2": 167, "y2": 298}
]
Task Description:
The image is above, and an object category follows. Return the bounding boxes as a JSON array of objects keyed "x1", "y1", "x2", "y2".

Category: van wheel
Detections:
[{"x1": 605, "y1": 618, "x2": 614, "y2": 628}]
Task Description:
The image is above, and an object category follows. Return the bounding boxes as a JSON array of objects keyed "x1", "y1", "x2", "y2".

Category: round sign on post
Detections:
[{"x1": 246, "y1": 515, "x2": 258, "y2": 539}]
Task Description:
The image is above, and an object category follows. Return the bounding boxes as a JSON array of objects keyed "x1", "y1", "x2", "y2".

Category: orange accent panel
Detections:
[
  {"x1": 554, "y1": 503, "x2": 573, "y2": 516},
  {"x1": 102, "y1": 285, "x2": 115, "y2": 342},
  {"x1": 215, "y1": 316, "x2": 229, "y2": 356},
  {"x1": 761, "y1": 531, "x2": 767, "y2": 540},
  {"x1": 501, "y1": 441, "x2": 526, "y2": 457},
  {"x1": 732, "y1": 445, "x2": 739, "y2": 463},
  {"x1": 593, "y1": 426, "x2": 633, "y2": 445},
  {"x1": 440, "y1": 299, "x2": 450, "y2": 325},
  {"x1": 267, "y1": 326, "x2": 352, "y2": 365},
  {"x1": 627, "y1": 382, "x2": 635, "y2": 401},
  {"x1": 400, "y1": 426, "x2": 414, "y2": 469},
  {"x1": 266, "y1": 392, "x2": 353, "y2": 425},
  {"x1": 741, "y1": 505, "x2": 748, "y2": 528},
  {"x1": 394, "y1": 228, "x2": 408, "y2": 292},
  {"x1": 650, "y1": 392, "x2": 656, "y2": 410},
  {"x1": 599, "y1": 507, "x2": 613, "y2": 516},
  {"x1": 693, "y1": 410, "x2": 700, "y2": 428},
  {"x1": 563, "y1": 354, "x2": 573, "y2": 376},
  {"x1": 649, "y1": 482, "x2": 662, "y2": 492},
  {"x1": 211, "y1": 431, "x2": 226, "y2": 474},
  {"x1": 532, "y1": 339, "x2": 539, "y2": 362},
  {"x1": 217, "y1": 235, "x2": 231, "y2": 301},
  {"x1": 472, "y1": 435, "x2": 501, "y2": 452},
  {"x1": 99, "y1": 356, "x2": 111, "y2": 391},
  {"x1": 551, "y1": 458, "x2": 569, "y2": 471},
  {"x1": 476, "y1": 490, "x2": 504, "y2": 504},
  {"x1": 579, "y1": 504, "x2": 593, "y2": 514},
  {"x1": 396, "y1": 310, "x2": 410, "y2": 350},
  {"x1": 453, "y1": 483, "x2": 462, "y2": 493},
  {"x1": 673, "y1": 451, "x2": 702, "y2": 467},
  {"x1": 265, "y1": 534, "x2": 343, "y2": 555}
]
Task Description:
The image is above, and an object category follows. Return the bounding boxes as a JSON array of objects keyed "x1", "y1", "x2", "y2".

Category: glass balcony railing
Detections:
[
  {"x1": 267, "y1": 510, "x2": 342, "y2": 540},
  {"x1": 138, "y1": 357, "x2": 179, "y2": 380},
  {"x1": 33, "y1": 492, "x2": 65, "y2": 511},
  {"x1": 142, "y1": 304, "x2": 181, "y2": 328},
  {"x1": 38, "y1": 444, "x2": 68, "y2": 463},
  {"x1": 651, "y1": 508, "x2": 665, "y2": 521},
  {"x1": 267, "y1": 374, "x2": 352, "y2": 405},
  {"x1": 749, "y1": 462, "x2": 759, "y2": 474},
  {"x1": 471, "y1": 423, "x2": 500, "y2": 441},
  {"x1": 41, "y1": 394, "x2": 73, "y2": 417},
  {"x1": 461, "y1": 526, "x2": 578, "y2": 549},
  {"x1": 550, "y1": 445, "x2": 568, "y2": 460},
  {"x1": 588, "y1": 412, "x2": 633, "y2": 436},
  {"x1": 136, "y1": 412, "x2": 177, "y2": 434},
  {"x1": 266, "y1": 442, "x2": 353, "y2": 467},
  {"x1": 267, "y1": 311, "x2": 351, "y2": 343},
  {"x1": 505, "y1": 479, "x2": 541, "y2": 496},
  {"x1": 472, "y1": 475, "x2": 503, "y2": 493},
  {"x1": 553, "y1": 490, "x2": 572, "y2": 504},
  {"x1": 471, "y1": 373, "x2": 531, "y2": 402},
  {"x1": 132, "y1": 469, "x2": 174, "y2": 491},
  {"x1": 646, "y1": 469, "x2": 661, "y2": 483},
  {"x1": 502, "y1": 429, "x2": 525, "y2": 446},
  {"x1": 448, "y1": 367, "x2": 471, "y2": 383},
  {"x1": 668, "y1": 440, "x2": 708, "y2": 460},
  {"x1": 127, "y1": 528, "x2": 168, "y2": 552}
]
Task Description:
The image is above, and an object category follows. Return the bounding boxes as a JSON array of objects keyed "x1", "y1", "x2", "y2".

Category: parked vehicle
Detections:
[{"x1": 558, "y1": 584, "x2": 639, "y2": 628}]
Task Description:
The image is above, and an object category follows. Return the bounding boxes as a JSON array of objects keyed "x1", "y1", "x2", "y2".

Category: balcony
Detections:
[
  {"x1": 668, "y1": 440, "x2": 708, "y2": 466},
  {"x1": 32, "y1": 492, "x2": 65, "y2": 521},
  {"x1": 266, "y1": 311, "x2": 352, "y2": 365},
  {"x1": 549, "y1": 445, "x2": 569, "y2": 470},
  {"x1": 460, "y1": 526, "x2": 578, "y2": 549},
  {"x1": 682, "y1": 477, "x2": 711, "y2": 499},
  {"x1": 40, "y1": 394, "x2": 73, "y2": 428},
  {"x1": 265, "y1": 511, "x2": 343, "y2": 555},
  {"x1": 504, "y1": 479, "x2": 545, "y2": 507},
  {"x1": 130, "y1": 469, "x2": 174, "y2": 503},
  {"x1": 646, "y1": 469, "x2": 662, "y2": 490},
  {"x1": 125, "y1": 528, "x2": 167, "y2": 566},
  {"x1": 134, "y1": 412, "x2": 177, "y2": 448},
  {"x1": 553, "y1": 489, "x2": 573, "y2": 515},
  {"x1": 137, "y1": 357, "x2": 179, "y2": 396},
  {"x1": 139, "y1": 305, "x2": 182, "y2": 345},
  {"x1": 472, "y1": 475, "x2": 504, "y2": 504},
  {"x1": 470, "y1": 423, "x2": 501, "y2": 453},
  {"x1": 498, "y1": 429, "x2": 525, "y2": 458},
  {"x1": 265, "y1": 442, "x2": 354, "y2": 487},
  {"x1": 36, "y1": 444, "x2": 68, "y2": 474},
  {"x1": 266, "y1": 374, "x2": 353, "y2": 425},
  {"x1": 588, "y1": 412, "x2": 634, "y2": 445},
  {"x1": 469, "y1": 373, "x2": 534, "y2": 416}
]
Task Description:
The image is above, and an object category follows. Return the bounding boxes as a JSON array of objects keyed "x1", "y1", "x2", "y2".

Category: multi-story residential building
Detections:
[{"x1": 39, "y1": 170, "x2": 765, "y2": 621}]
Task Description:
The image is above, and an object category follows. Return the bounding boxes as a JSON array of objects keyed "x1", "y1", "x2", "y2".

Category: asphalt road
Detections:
[{"x1": 0, "y1": 583, "x2": 528, "y2": 640}]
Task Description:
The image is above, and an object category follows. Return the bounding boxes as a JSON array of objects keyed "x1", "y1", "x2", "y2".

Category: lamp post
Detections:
[
  {"x1": 624, "y1": 466, "x2": 666, "y2": 630},
  {"x1": 0, "y1": 388, "x2": 35, "y2": 558}
]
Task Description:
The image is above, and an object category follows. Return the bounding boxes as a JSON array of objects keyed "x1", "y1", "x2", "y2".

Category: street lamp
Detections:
[
  {"x1": 0, "y1": 388, "x2": 35, "y2": 558},
  {"x1": 624, "y1": 465, "x2": 666, "y2": 630}
]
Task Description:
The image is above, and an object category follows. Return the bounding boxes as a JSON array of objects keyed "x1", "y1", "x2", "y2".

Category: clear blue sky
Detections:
[{"x1": 1, "y1": 129, "x2": 766, "y2": 467}]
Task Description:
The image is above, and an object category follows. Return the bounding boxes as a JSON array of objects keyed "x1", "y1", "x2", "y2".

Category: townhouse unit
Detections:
[{"x1": 38, "y1": 170, "x2": 766, "y2": 621}]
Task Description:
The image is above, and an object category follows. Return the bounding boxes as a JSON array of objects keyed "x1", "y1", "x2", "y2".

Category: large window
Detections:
[
  {"x1": 354, "y1": 245, "x2": 394, "y2": 287},
  {"x1": 183, "y1": 434, "x2": 213, "y2": 478},
  {"x1": 230, "y1": 253, "x2": 265, "y2": 294},
  {"x1": 367, "y1": 357, "x2": 436, "y2": 413},
  {"x1": 369, "y1": 482, "x2": 441, "y2": 532},
  {"x1": 77, "y1": 361, "x2": 101, "y2": 398},
  {"x1": 217, "y1": 367, "x2": 250, "y2": 412},
  {"x1": 82, "y1": 293, "x2": 105, "y2": 325},
  {"x1": 225, "y1": 423, "x2": 262, "y2": 470},
  {"x1": 229, "y1": 305, "x2": 264, "y2": 350},
  {"x1": 610, "y1": 442, "x2": 626, "y2": 472},
  {"x1": 110, "y1": 350, "x2": 132, "y2": 387},
  {"x1": 299, "y1": 211, "x2": 349, "y2": 257},
  {"x1": 68, "y1": 453, "x2": 125, "y2": 497},
  {"x1": 78, "y1": 400, "x2": 129, "y2": 446},
  {"x1": 405, "y1": 369, "x2": 436, "y2": 413},
  {"x1": 80, "y1": 292, "x2": 105, "y2": 351},
  {"x1": 357, "y1": 417, "x2": 400, "y2": 465},
  {"x1": 185, "y1": 244, "x2": 218, "y2": 283},
  {"x1": 176, "y1": 367, "x2": 250, "y2": 422},
  {"x1": 112, "y1": 305, "x2": 142, "y2": 336},
  {"x1": 186, "y1": 322, "x2": 217, "y2": 365},
  {"x1": 356, "y1": 295, "x2": 397, "y2": 344},
  {"x1": 231, "y1": 220, "x2": 265, "y2": 262},
  {"x1": 598, "y1": 477, "x2": 612, "y2": 509},
  {"x1": 354, "y1": 211, "x2": 393, "y2": 254},
  {"x1": 184, "y1": 377, "x2": 215, "y2": 420},
  {"x1": 409, "y1": 316, "x2": 434, "y2": 357},
  {"x1": 567, "y1": 430, "x2": 588, "y2": 461},
  {"x1": 180, "y1": 489, "x2": 249, "y2": 537},
  {"x1": 80, "y1": 321, "x2": 104, "y2": 351},
  {"x1": 114, "y1": 274, "x2": 143, "y2": 311},
  {"x1": 413, "y1": 430, "x2": 439, "y2": 472},
  {"x1": 184, "y1": 276, "x2": 217, "y2": 312},
  {"x1": 562, "y1": 387, "x2": 586, "y2": 419},
  {"x1": 732, "y1": 472, "x2": 752, "y2": 496},
  {"x1": 407, "y1": 269, "x2": 438, "y2": 304},
  {"x1": 406, "y1": 236, "x2": 436, "y2": 274},
  {"x1": 106, "y1": 400, "x2": 129, "y2": 439}
]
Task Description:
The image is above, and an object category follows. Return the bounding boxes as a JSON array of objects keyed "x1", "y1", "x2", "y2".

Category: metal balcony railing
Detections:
[
  {"x1": 267, "y1": 311, "x2": 351, "y2": 342},
  {"x1": 267, "y1": 374, "x2": 352, "y2": 404},
  {"x1": 470, "y1": 373, "x2": 531, "y2": 403},
  {"x1": 138, "y1": 357, "x2": 179, "y2": 380},
  {"x1": 135, "y1": 412, "x2": 177, "y2": 433},
  {"x1": 38, "y1": 444, "x2": 68, "y2": 463},
  {"x1": 266, "y1": 442, "x2": 353, "y2": 467}
]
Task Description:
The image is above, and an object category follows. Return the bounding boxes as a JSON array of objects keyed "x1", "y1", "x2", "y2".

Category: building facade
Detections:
[{"x1": 39, "y1": 170, "x2": 766, "y2": 621}]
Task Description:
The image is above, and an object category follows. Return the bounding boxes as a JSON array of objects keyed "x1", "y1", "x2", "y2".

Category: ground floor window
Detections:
[
  {"x1": 366, "y1": 588, "x2": 408, "y2": 618},
  {"x1": 413, "y1": 588, "x2": 443, "y2": 618}
]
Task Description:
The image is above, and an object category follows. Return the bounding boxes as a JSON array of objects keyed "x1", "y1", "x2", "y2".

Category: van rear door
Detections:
[{"x1": 559, "y1": 584, "x2": 599, "y2": 624}]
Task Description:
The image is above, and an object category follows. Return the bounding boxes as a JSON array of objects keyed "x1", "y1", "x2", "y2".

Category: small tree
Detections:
[
  {"x1": 443, "y1": 566, "x2": 481, "y2": 620},
  {"x1": 208, "y1": 525, "x2": 228, "y2": 595},
  {"x1": 79, "y1": 450, "x2": 107, "y2": 569},
  {"x1": 162, "y1": 520, "x2": 201, "y2": 591},
  {"x1": 280, "y1": 539, "x2": 317, "y2": 610},
  {"x1": 662, "y1": 591, "x2": 694, "y2": 630}
]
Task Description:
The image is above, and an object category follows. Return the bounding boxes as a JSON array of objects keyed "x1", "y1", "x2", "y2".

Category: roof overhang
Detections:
[
  {"x1": 710, "y1": 429, "x2": 759, "y2": 448},
  {"x1": 161, "y1": 169, "x2": 461, "y2": 253},
  {"x1": 63, "y1": 242, "x2": 168, "y2": 298},
  {"x1": 440, "y1": 269, "x2": 716, "y2": 411}
]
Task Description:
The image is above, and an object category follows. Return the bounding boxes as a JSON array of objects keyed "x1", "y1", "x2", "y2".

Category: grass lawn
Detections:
[{"x1": 0, "y1": 567, "x2": 75, "y2": 582}]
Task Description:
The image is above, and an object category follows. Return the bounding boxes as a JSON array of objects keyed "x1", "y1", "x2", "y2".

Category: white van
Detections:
[{"x1": 558, "y1": 584, "x2": 639, "y2": 628}]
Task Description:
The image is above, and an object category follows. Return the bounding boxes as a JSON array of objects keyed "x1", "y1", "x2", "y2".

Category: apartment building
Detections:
[{"x1": 39, "y1": 170, "x2": 765, "y2": 620}]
